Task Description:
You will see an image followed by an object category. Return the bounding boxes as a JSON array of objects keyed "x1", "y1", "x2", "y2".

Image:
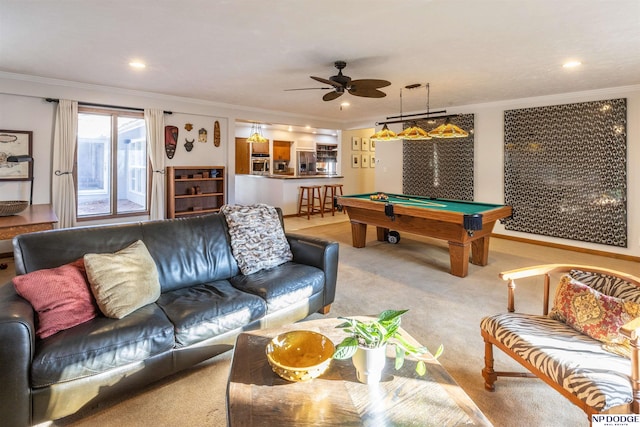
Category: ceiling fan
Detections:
[{"x1": 285, "y1": 61, "x2": 391, "y2": 101}]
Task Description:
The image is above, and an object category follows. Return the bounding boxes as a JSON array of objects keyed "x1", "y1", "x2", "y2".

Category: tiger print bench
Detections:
[{"x1": 480, "y1": 264, "x2": 640, "y2": 421}]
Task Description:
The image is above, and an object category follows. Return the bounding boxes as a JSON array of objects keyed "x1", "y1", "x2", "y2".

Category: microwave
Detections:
[{"x1": 251, "y1": 158, "x2": 270, "y2": 174}]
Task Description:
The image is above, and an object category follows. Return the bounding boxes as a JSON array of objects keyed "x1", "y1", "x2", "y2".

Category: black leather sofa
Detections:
[{"x1": 0, "y1": 210, "x2": 338, "y2": 426}]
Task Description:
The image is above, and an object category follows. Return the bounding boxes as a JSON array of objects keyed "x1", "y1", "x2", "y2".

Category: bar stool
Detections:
[
  {"x1": 322, "y1": 184, "x2": 344, "y2": 216},
  {"x1": 298, "y1": 185, "x2": 324, "y2": 219}
]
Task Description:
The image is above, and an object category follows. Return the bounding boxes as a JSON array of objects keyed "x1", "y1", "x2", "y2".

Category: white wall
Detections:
[
  {"x1": 369, "y1": 85, "x2": 640, "y2": 259},
  {"x1": 340, "y1": 129, "x2": 377, "y2": 194}
]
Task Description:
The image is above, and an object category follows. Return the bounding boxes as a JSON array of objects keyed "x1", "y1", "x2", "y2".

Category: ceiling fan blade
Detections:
[
  {"x1": 284, "y1": 87, "x2": 333, "y2": 91},
  {"x1": 311, "y1": 76, "x2": 343, "y2": 89},
  {"x1": 322, "y1": 91, "x2": 344, "y2": 101},
  {"x1": 349, "y1": 79, "x2": 391, "y2": 89},
  {"x1": 348, "y1": 87, "x2": 387, "y2": 98}
]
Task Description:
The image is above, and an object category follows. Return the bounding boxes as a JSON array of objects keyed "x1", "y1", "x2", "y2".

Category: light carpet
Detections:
[{"x1": 2, "y1": 220, "x2": 636, "y2": 427}]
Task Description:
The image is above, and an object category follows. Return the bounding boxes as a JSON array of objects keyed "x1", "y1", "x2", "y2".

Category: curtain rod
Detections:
[
  {"x1": 45, "y1": 98, "x2": 172, "y2": 115},
  {"x1": 376, "y1": 113, "x2": 462, "y2": 126}
]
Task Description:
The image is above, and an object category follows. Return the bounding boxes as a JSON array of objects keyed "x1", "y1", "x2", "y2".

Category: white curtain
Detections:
[
  {"x1": 52, "y1": 99, "x2": 78, "y2": 229},
  {"x1": 144, "y1": 108, "x2": 165, "y2": 220}
]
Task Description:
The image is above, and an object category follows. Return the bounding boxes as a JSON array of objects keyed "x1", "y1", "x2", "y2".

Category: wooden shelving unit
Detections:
[{"x1": 167, "y1": 166, "x2": 225, "y2": 219}]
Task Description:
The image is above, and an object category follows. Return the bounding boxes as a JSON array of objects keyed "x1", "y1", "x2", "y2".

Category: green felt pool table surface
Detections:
[{"x1": 341, "y1": 193, "x2": 506, "y2": 215}]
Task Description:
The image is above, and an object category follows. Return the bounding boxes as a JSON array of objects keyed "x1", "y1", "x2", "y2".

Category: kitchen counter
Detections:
[{"x1": 235, "y1": 174, "x2": 345, "y2": 215}]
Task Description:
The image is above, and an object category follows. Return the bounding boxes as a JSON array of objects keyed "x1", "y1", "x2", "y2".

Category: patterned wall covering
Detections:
[
  {"x1": 402, "y1": 114, "x2": 474, "y2": 200},
  {"x1": 503, "y1": 98, "x2": 627, "y2": 247}
]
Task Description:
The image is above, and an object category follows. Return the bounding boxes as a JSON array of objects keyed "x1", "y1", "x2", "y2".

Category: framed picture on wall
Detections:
[
  {"x1": 351, "y1": 154, "x2": 360, "y2": 168},
  {"x1": 0, "y1": 130, "x2": 33, "y2": 180},
  {"x1": 361, "y1": 137, "x2": 369, "y2": 151},
  {"x1": 370, "y1": 139, "x2": 376, "y2": 152},
  {"x1": 361, "y1": 153, "x2": 369, "y2": 167},
  {"x1": 369, "y1": 153, "x2": 376, "y2": 168},
  {"x1": 351, "y1": 136, "x2": 361, "y2": 151}
]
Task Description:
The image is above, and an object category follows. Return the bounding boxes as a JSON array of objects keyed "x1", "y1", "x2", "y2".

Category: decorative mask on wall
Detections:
[
  {"x1": 184, "y1": 138, "x2": 194, "y2": 152},
  {"x1": 164, "y1": 126, "x2": 178, "y2": 159}
]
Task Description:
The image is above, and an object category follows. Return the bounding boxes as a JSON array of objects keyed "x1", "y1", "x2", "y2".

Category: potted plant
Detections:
[{"x1": 332, "y1": 309, "x2": 443, "y2": 384}]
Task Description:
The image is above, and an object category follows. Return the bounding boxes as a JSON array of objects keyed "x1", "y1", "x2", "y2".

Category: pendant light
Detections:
[
  {"x1": 427, "y1": 118, "x2": 469, "y2": 138},
  {"x1": 246, "y1": 122, "x2": 268, "y2": 143},
  {"x1": 370, "y1": 123, "x2": 398, "y2": 141},
  {"x1": 397, "y1": 84, "x2": 430, "y2": 140},
  {"x1": 397, "y1": 125, "x2": 431, "y2": 140}
]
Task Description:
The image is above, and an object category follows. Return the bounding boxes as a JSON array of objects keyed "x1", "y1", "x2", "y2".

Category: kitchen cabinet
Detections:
[
  {"x1": 167, "y1": 166, "x2": 225, "y2": 218},
  {"x1": 273, "y1": 140, "x2": 292, "y2": 161},
  {"x1": 251, "y1": 141, "x2": 269, "y2": 155},
  {"x1": 235, "y1": 138, "x2": 251, "y2": 175}
]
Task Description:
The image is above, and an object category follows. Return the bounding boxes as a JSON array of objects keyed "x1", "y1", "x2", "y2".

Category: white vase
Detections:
[{"x1": 352, "y1": 345, "x2": 387, "y2": 384}]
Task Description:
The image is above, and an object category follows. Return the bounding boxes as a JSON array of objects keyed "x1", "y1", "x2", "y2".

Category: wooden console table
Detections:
[{"x1": 0, "y1": 204, "x2": 58, "y2": 268}]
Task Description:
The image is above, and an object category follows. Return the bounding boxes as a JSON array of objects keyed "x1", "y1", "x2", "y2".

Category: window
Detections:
[{"x1": 76, "y1": 108, "x2": 148, "y2": 219}]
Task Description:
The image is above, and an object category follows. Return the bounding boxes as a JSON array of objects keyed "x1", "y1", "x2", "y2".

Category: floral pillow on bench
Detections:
[{"x1": 550, "y1": 275, "x2": 640, "y2": 358}]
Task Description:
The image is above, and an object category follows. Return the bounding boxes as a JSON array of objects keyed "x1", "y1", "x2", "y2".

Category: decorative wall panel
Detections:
[
  {"x1": 403, "y1": 114, "x2": 474, "y2": 200},
  {"x1": 503, "y1": 98, "x2": 627, "y2": 247}
]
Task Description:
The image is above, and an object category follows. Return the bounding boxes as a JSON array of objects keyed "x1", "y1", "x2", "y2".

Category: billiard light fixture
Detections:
[{"x1": 373, "y1": 83, "x2": 469, "y2": 140}]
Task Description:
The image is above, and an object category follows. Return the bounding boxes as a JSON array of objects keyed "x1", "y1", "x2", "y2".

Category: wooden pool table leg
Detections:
[
  {"x1": 471, "y1": 236, "x2": 490, "y2": 266},
  {"x1": 448, "y1": 242, "x2": 470, "y2": 278},
  {"x1": 375, "y1": 227, "x2": 388, "y2": 242},
  {"x1": 350, "y1": 222, "x2": 368, "y2": 248}
]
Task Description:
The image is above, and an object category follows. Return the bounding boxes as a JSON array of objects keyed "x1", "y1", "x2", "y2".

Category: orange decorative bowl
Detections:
[{"x1": 265, "y1": 330, "x2": 335, "y2": 382}]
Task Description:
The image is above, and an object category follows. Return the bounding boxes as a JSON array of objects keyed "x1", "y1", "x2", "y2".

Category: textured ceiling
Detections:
[{"x1": 1, "y1": 0, "x2": 639, "y2": 124}]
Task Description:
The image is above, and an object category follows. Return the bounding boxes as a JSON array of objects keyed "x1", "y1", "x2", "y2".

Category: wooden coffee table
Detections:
[{"x1": 227, "y1": 317, "x2": 492, "y2": 426}]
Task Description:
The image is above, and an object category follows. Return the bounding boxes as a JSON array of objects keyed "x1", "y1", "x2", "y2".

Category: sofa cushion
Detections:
[
  {"x1": 550, "y1": 275, "x2": 640, "y2": 357},
  {"x1": 140, "y1": 214, "x2": 240, "y2": 292},
  {"x1": 230, "y1": 262, "x2": 324, "y2": 313},
  {"x1": 12, "y1": 259, "x2": 98, "y2": 339},
  {"x1": 481, "y1": 313, "x2": 633, "y2": 412},
  {"x1": 220, "y1": 204, "x2": 293, "y2": 275},
  {"x1": 84, "y1": 240, "x2": 161, "y2": 319},
  {"x1": 31, "y1": 303, "x2": 175, "y2": 388},
  {"x1": 156, "y1": 280, "x2": 267, "y2": 347}
]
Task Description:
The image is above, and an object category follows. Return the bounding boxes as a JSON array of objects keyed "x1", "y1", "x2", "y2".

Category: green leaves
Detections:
[
  {"x1": 333, "y1": 336, "x2": 358, "y2": 359},
  {"x1": 332, "y1": 310, "x2": 444, "y2": 376}
]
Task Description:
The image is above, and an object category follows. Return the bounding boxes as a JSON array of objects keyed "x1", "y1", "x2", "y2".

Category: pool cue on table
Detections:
[{"x1": 395, "y1": 195, "x2": 447, "y2": 208}]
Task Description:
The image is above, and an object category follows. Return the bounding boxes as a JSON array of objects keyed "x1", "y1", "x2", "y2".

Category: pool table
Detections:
[{"x1": 336, "y1": 193, "x2": 512, "y2": 278}]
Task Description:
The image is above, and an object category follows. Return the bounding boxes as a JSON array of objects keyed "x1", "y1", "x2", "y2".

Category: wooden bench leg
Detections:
[{"x1": 482, "y1": 338, "x2": 497, "y2": 391}]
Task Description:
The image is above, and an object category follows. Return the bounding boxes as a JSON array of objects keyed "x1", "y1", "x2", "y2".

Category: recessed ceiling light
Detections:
[
  {"x1": 340, "y1": 102, "x2": 350, "y2": 107},
  {"x1": 562, "y1": 60, "x2": 582, "y2": 68},
  {"x1": 129, "y1": 61, "x2": 146, "y2": 69}
]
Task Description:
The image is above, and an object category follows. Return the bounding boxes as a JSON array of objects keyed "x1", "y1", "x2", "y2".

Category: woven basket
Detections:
[{"x1": 0, "y1": 200, "x2": 29, "y2": 216}]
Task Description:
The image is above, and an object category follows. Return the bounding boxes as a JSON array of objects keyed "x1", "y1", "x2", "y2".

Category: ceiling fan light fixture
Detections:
[{"x1": 371, "y1": 124, "x2": 399, "y2": 141}]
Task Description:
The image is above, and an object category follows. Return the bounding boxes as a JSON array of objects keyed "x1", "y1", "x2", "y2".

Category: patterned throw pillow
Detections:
[
  {"x1": 221, "y1": 204, "x2": 293, "y2": 275},
  {"x1": 550, "y1": 275, "x2": 640, "y2": 357},
  {"x1": 12, "y1": 259, "x2": 98, "y2": 339}
]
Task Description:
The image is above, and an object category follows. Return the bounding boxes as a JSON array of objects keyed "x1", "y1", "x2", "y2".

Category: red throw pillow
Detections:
[
  {"x1": 13, "y1": 259, "x2": 98, "y2": 339},
  {"x1": 551, "y1": 275, "x2": 640, "y2": 347}
]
